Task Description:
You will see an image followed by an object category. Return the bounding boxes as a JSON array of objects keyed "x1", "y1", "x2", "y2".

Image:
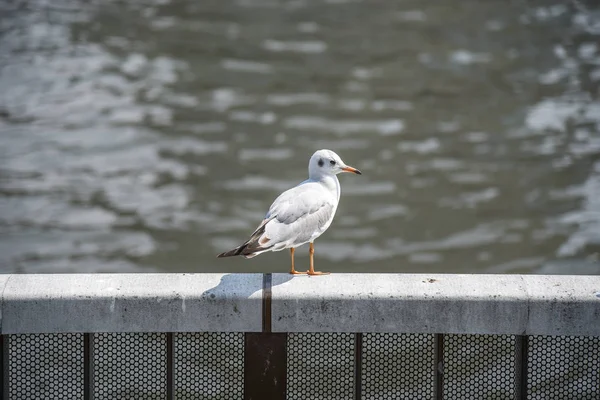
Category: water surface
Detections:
[{"x1": 1, "y1": 0, "x2": 600, "y2": 274}]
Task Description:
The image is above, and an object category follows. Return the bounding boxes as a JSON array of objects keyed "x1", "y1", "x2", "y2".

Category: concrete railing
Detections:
[{"x1": 1, "y1": 273, "x2": 599, "y2": 399}]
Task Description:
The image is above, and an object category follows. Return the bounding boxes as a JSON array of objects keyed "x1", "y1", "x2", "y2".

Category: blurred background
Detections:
[{"x1": 0, "y1": 0, "x2": 599, "y2": 274}]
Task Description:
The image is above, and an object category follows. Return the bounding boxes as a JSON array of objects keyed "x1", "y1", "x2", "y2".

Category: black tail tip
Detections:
[{"x1": 217, "y1": 249, "x2": 238, "y2": 258}]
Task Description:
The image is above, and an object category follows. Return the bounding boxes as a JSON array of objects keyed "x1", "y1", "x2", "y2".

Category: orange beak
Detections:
[{"x1": 342, "y1": 166, "x2": 362, "y2": 175}]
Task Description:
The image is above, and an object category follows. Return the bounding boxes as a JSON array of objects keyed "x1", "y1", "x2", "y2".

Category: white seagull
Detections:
[{"x1": 217, "y1": 149, "x2": 361, "y2": 275}]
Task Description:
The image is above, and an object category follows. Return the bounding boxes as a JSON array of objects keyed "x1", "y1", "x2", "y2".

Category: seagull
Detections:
[{"x1": 217, "y1": 149, "x2": 361, "y2": 275}]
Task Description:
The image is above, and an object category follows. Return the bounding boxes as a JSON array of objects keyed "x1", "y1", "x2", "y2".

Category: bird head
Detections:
[{"x1": 308, "y1": 149, "x2": 361, "y2": 179}]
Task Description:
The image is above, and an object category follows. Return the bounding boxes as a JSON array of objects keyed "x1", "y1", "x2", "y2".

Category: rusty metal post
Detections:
[
  {"x1": 244, "y1": 332, "x2": 287, "y2": 400},
  {"x1": 244, "y1": 273, "x2": 287, "y2": 400}
]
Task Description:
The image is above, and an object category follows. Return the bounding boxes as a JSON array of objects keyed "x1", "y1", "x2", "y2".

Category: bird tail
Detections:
[
  {"x1": 217, "y1": 246, "x2": 247, "y2": 258},
  {"x1": 216, "y1": 243, "x2": 267, "y2": 259},
  {"x1": 217, "y1": 218, "x2": 274, "y2": 259}
]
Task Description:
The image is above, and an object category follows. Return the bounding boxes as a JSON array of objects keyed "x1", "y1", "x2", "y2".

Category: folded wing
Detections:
[
  {"x1": 263, "y1": 183, "x2": 335, "y2": 249},
  {"x1": 217, "y1": 182, "x2": 335, "y2": 258}
]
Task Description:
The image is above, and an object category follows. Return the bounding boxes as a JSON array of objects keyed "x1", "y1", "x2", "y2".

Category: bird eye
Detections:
[{"x1": 330, "y1": 160, "x2": 336, "y2": 166}]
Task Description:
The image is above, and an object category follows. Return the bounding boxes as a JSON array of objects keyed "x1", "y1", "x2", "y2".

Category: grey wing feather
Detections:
[
  {"x1": 285, "y1": 201, "x2": 334, "y2": 244},
  {"x1": 262, "y1": 184, "x2": 335, "y2": 247},
  {"x1": 266, "y1": 184, "x2": 324, "y2": 223}
]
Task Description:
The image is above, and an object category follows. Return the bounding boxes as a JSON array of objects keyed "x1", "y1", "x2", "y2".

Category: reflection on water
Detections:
[{"x1": 0, "y1": 0, "x2": 599, "y2": 274}]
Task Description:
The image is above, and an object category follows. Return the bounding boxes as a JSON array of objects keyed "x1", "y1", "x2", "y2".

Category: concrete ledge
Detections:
[
  {"x1": 1, "y1": 273, "x2": 599, "y2": 336},
  {"x1": 0, "y1": 274, "x2": 10, "y2": 331},
  {"x1": 271, "y1": 274, "x2": 600, "y2": 336},
  {"x1": 1, "y1": 274, "x2": 263, "y2": 334},
  {"x1": 523, "y1": 275, "x2": 600, "y2": 336}
]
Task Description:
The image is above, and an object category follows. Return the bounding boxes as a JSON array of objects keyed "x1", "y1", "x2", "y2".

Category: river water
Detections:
[{"x1": 1, "y1": 0, "x2": 599, "y2": 274}]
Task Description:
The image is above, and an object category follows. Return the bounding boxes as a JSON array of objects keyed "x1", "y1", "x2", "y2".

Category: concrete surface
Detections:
[
  {"x1": 0, "y1": 274, "x2": 11, "y2": 331},
  {"x1": 1, "y1": 273, "x2": 599, "y2": 336},
  {"x1": 271, "y1": 273, "x2": 600, "y2": 336},
  {"x1": 1, "y1": 274, "x2": 263, "y2": 333},
  {"x1": 523, "y1": 275, "x2": 600, "y2": 336}
]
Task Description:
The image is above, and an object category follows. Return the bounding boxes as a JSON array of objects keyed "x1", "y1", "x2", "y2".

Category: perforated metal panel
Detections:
[
  {"x1": 7, "y1": 333, "x2": 84, "y2": 399},
  {"x1": 443, "y1": 334, "x2": 515, "y2": 399},
  {"x1": 94, "y1": 332, "x2": 167, "y2": 399},
  {"x1": 6, "y1": 331, "x2": 600, "y2": 400},
  {"x1": 287, "y1": 333, "x2": 355, "y2": 400},
  {"x1": 362, "y1": 333, "x2": 434, "y2": 399},
  {"x1": 173, "y1": 332, "x2": 244, "y2": 399},
  {"x1": 528, "y1": 335, "x2": 600, "y2": 399}
]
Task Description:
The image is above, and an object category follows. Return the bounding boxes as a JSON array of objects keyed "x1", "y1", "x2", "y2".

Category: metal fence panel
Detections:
[
  {"x1": 443, "y1": 334, "x2": 515, "y2": 400},
  {"x1": 4, "y1": 331, "x2": 600, "y2": 399},
  {"x1": 287, "y1": 332, "x2": 355, "y2": 400},
  {"x1": 362, "y1": 333, "x2": 435, "y2": 400},
  {"x1": 7, "y1": 333, "x2": 83, "y2": 399},
  {"x1": 528, "y1": 335, "x2": 600, "y2": 399},
  {"x1": 174, "y1": 332, "x2": 244, "y2": 400},
  {"x1": 94, "y1": 332, "x2": 167, "y2": 399}
]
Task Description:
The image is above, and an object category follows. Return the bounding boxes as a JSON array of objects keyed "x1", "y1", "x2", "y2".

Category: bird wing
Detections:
[{"x1": 262, "y1": 182, "x2": 336, "y2": 247}]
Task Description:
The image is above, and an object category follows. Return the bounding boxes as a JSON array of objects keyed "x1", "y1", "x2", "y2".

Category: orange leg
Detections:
[
  {"x1": 307, "y1": 242, "x2": 330, "y2": 275},
  {"x1": 289, "y1": 248, "x2": 306, "y2": 275}
]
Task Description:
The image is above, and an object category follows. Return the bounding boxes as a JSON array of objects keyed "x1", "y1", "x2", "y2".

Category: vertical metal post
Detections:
[
  {"x1": 434, "y1": 334, "x2": 444, "y2": 400},
  {"x1": 1, "y1": 335, "x2": 8, "y2": 400},
  {"x1": 84, "y1": 333, "x2": 94, "y2": 400},
  {"x1": 354, "y1": 333, "x2": 363, "y2": 400},
  {"x1": 167, "y1": 332, "x2": 174, "y2": 400},
  {"x1": 244, "y1": 333, "x2": 287, "y2": 400},
  {"x1": 515, "y1": 335, "x2": 528, "y2": 400},
  {"x1": 244, "y1": 273, "x2": 286, "y2": 400},
  {"x1": 262, "y1": 273, "x2": 272, "y2": 333}
]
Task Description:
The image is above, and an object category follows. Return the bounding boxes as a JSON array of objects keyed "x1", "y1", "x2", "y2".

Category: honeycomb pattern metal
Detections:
[
  {"x1": 94, "y1": 332, "x2": 167, "y2": 399},
  {"x1": 528, "y1": 335, "x2": 600, "y2": 399},
  {"x1": 8, "y1": 333, "x2": 84, "y2": 399},
  {"x1": 443, "y1": 334, "x2": 515, "y2": 399},
  {"x1": 287, "y1": 333, "x2": 355, "y2": 400},
  {"x1": 173, "y1": 332, "x2": 244, "y2": 399},
  {"x1": 362, "y1": 333, "x2": 434, "y2": 399}
]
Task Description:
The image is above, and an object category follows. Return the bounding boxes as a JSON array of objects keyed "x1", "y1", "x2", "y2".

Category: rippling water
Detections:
[{"x1": 1, "y1": 0, "x2": 599, "y2": 274}]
